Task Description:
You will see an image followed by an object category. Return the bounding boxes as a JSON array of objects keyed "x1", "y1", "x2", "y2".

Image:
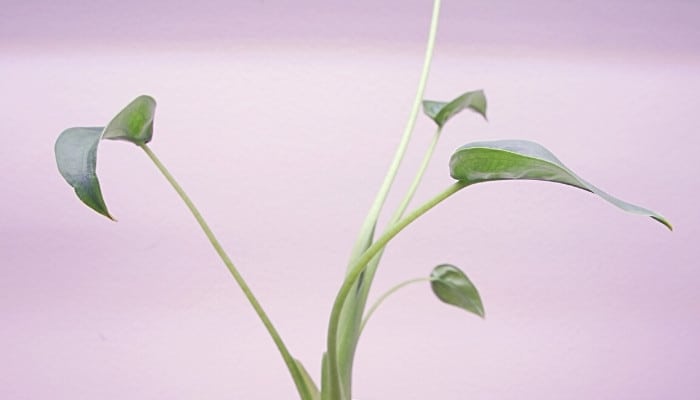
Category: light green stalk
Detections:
[
  {"x1": 140, "y1": 144, "x2": 312, "y2": 400},
  {"x1": 345, "y1": 0, "x2": 443, "y2": 270},
  {"x1": 359, "y1": 277, "x2": 430, "y2": 334},
  {"x1": 335, "y1": 126, "x2": 443, "y2": 397},
  {"x1": 332, "y1": 1, "x2": 443, "y2": 398},
  {"x1": 327, "y1": 181, "x2": 466, "y2": 400}
]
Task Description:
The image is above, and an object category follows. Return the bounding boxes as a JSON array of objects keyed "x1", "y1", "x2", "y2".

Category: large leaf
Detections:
[
  {"x1": 55, "y1": 95, "x2": 157, "y2": 219},
  {"x1": 449, "y1": 140, "x2": 671, "y2": 230},
  {"x1": 423, "y1": 90, "x2": 487, "y2": 128},
  {"x1": 430, "y1": 264, "x2": 484, "y2": 318},
  {"x1": 55, "y1": 127, "x2": 113, "y2": 219}
]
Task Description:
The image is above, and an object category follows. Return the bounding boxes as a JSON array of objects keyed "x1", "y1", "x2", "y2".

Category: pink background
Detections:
[{"x1": 2, "y1": 1, "x2": 698, "y2": 399}]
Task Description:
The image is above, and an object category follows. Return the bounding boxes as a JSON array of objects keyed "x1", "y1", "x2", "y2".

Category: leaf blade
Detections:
[
  {"x1": 102, "y1": 95, "x2": 156, "y2": 144},
  {"x1": 430, "y1": 264, "x2": 484, "y2": 318},
  {"x1": 55, "y1": 95, "x2": 158, "y2": 219},
  {"x1": 55, "y1": 127, "x2": 113, "y2": 220},
  {"x1": 423, "y1": 90, "x2": 487, "y2": 128},
  {"x1": 449, "y1": 139, "x2": 671, "y2": 230}
]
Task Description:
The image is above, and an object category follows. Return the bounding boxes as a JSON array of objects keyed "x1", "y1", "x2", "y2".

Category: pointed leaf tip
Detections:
[
  {"x1": 423, "y1": 90, "x2": 487, "y2": 128},
  {"x1": 449, "y1": 139, "x2": 671, "y2": 230},
  {"x1": 430, "y1": 264, "x2": 485, "y2": 318},
  {"x1": 55, "y1": 127, "x2": 114, "y2": 220}
]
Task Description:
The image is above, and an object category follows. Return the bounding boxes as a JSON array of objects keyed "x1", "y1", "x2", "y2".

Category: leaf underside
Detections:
[
  {"x1": 423, "y1": 90, "x2": 488, "y2": 128},
  {"x1": 449, "y1": 140, "x2": 671, "y2": 230},
  {"x1": 55, "y1": 127, "x2": 112, "y2": 219}
]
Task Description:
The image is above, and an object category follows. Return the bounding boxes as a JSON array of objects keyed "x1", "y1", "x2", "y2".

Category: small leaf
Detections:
[
  {"x1": 423, "y1": 90, "x2": 487, "y2": 128},
  {"x1": 55, "y1": 95, "x2": 157, "y2": 220},
  {"x1": 55, "y1": 127, "x2": 113, "y2": 219},
  {"x1": 430, "y1": 264, "x2": 484, "y2": 318},
  {"x1": 102, "y1": 95, "x2": 156, "y2": 145},
  {"x1": 449, "y1": 139, "x2": 671, "y2": 230}
]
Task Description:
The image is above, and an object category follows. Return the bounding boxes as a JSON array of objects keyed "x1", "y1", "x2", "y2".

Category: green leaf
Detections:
[
  {"x1": 430, "y1": 264, "x2": 484, "y2": 318},
  {"x1": 449, "y1": 139, "x2": 672, "y2": 230},
  {"x1": 102, "y1": 95, "x2": 156, "y2": 144},
  {"x1": 55, "y1": 95, "x2": 157, "y2": 220},
  {"x1": 422, "y1": 90, "x2": 487, "y2": 128},
  {"x1": 55, "y1": 127, "x2": 113, "y2": 220},
  {"x1": 294, "y1": 359, "x2": 321, "y2": 400}
]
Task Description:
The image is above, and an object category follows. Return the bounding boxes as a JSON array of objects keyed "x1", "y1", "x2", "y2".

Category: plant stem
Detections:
[
  {"x1": 346, "y1": 0, "x2": 443, "y2": 269},
  {"x1": 359, "y1": 277, "x2": 430, "y2": 334},
  {"x1": 334, "y1": 127, "x2": 442, "y2": 394},
  {"x1": 389, "y1": 128, "x2": 442, "y2": 224},
  {"x1": 139, "y1": 144, "x2": 310, "y2": 400},
  {"x1": 332, "y1": 1, "x2": 443, "y2": 397},
  {"x1": 327, "y1": 180, "x2": 466, "y2": 400}
]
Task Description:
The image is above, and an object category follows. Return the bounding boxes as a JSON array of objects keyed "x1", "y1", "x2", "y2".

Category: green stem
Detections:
[
  {"x1": 327, "y1": 181, "x2": 466, "y2": 400},
  {"x1": 331, "y1": 2, "x2": 443, "y2": 397},
  {"x1": 359, "y1": 277, "x2": 430, "y2": 334},
  {"x1": 334, "y1": 127, "x2": 442, "y2": 394},
  {"x1": 389, "y1": 127, "x2": 442, "y2": 225},
  {"x1": 140, "y1": 144, "x2": 309, "y2": 400},
  {"x1": 346, "y1": 0, "x2": 443, "y2": 270}
]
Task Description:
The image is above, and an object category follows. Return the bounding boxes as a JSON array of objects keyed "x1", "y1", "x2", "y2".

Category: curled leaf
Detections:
[
  {"x1": 430, "y1": 264, "x2": 484, "y2": 318},
  {"x1": 423, "y1": 90, "x2": 487, "y2": 128},
  {"x1": 55, "y1": 127, "x2": 113, "y2": 219},
  {"x1": 55, "y1": 95, "x2": 157, "y2": 219},
  {"x1": 103, "y1": 95, "x2": 156, "y2": 144},
  {"x1": 449, "y1": 140, "x2": 671, "y2": 230}
]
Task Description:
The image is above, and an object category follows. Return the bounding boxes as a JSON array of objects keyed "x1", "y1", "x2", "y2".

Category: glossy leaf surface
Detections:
[
  {"x1": 423, "y1": 90, "x2": 487, "y2": 128},
  {"x1": 449, "y1": 140, "x2": 671, "y2": 230},
  {"x1": 430, "y1": 264, "x2": 484, "y2": 318},
  {"x1": 55, "y1": 127, "x2": 112, "y2": 219}
]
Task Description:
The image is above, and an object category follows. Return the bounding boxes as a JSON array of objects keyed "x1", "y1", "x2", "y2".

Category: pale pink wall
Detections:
[{"x1": 2, "y1": 1, "x2": 698, "y2": 399}]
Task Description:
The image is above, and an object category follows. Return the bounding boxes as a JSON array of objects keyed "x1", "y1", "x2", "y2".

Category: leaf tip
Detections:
[
  {"x1": 430, "y1": 264, "x2": 484, "y2": 319},
  {"x1": 653, "y1": 216, "x2": 673, "y2": 231}
]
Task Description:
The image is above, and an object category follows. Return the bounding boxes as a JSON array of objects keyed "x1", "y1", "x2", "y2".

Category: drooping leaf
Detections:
[
  {"x1": 102, "y1": 95, "x2": 156, "y2": 144},
  {"x1": 55, "y1": 127, "x2": 113, "y2": 219},
  {"x1": 294, "y1": 358, "x2": 321, "y2": 400},
  {"x1": 55, "y1": 95, "x2": 157, "y2": 220},
  {"x1": 430, "y1": 264, "x2": 484, "y2": 318},
  {"x1": 449, "y1": 139, "x2": 672, "y2": 230},
  {"x1": 423, "y1": 90, "x2": 487, "y2": 128}
]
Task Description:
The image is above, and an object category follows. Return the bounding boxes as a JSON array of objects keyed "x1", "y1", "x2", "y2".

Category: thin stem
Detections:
[
  {"x1": 334, "y1": 127, "x2": 442, "y2": 393},
  {"x1": 389, "y1": 127, "x2": 442, "y2": 224},
  {"x1": 139, "y1": 144, "x2": 309, "y2": 400},
  {"x1": 346, "y1": 0, "x2": 443, "y2": 270},
  {"x1": 331, "y1": 2, "x2": 443, "y2": 398},
  {"x1": 359, "y1": 277, "x2": 430, "y2": 334},
  {"x1": 327, "y1": 181, "x2": 466, "y2": 400}
]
